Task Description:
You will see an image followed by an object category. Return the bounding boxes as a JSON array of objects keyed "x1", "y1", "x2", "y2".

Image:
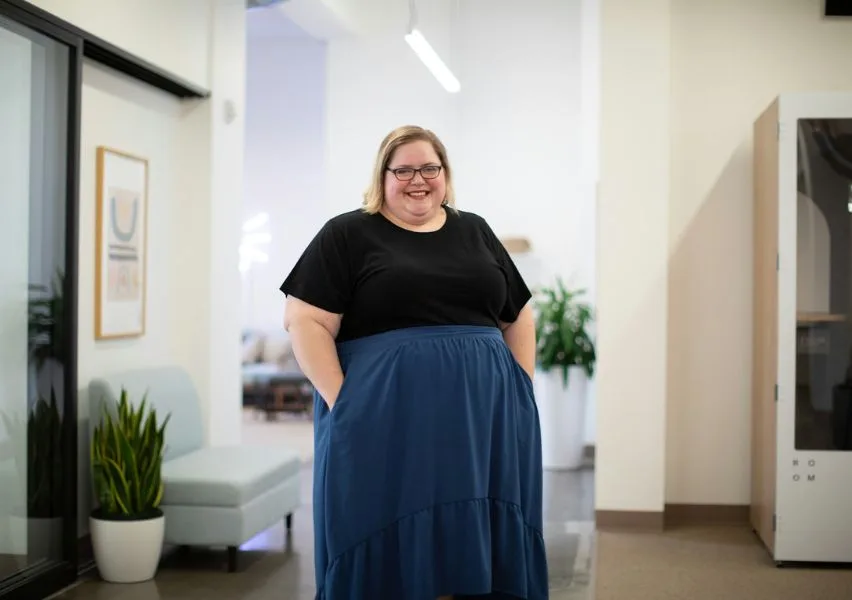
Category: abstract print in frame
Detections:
[{"x1": 95, "y1": 146, "x2": 148, "y2": 340}]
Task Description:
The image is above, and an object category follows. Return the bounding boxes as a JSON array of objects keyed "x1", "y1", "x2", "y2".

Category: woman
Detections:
[{"x1": 280, "y1": 125, "x2": 548, "y2": 599}]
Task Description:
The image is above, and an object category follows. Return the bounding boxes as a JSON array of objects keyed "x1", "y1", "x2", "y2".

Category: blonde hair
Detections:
[{"x1": 362, "y1": 125, "x2": 457, "y2": 214}]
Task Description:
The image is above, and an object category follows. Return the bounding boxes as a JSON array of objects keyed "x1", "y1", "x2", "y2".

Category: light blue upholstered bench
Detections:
[{"x1": 89, "y1": 365, "x2": 302, "y2": 572}]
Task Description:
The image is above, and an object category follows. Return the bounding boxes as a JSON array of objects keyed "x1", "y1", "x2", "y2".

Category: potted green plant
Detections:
[
  {"x1": 533, "y1": 278, "x2": 596, "y2": 470},
  {"x1": 0, "y1": 389, "x2": 65, "y2": 561},
  {"x1": 90, "y1": 389, "x2": 170, "y2": 583}
]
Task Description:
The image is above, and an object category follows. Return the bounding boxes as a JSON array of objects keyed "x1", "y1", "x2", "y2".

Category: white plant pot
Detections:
[
  {"x1": 534, "y1": 366, "x2": 588, "y2": 470},
  {"x1": 90, "y1": 513, "x2": 165, "y2": 583}
]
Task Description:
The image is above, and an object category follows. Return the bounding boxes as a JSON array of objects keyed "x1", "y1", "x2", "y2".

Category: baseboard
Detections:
[
  {"x1": 595, "y1": 509, "x2": 665, "y2": 531},
  {"x1": 596, "y1": 503, "x2": 750, "y2": 532},
  {"x1": 664, "y1": 503, "x2": 750, "y2": 527}
]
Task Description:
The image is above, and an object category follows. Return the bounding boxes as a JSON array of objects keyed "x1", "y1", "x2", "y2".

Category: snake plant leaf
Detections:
[{"x1": 90, "y1": 386, "x2": 169, "y2": 520}]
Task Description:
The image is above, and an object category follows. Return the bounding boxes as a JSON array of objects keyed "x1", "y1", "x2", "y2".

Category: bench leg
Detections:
[
  {"x1": 227, "y1": 546, "x2": 238, "y2": 573},
  {"x1": 286, "y1": 513, "x2": 293, "y2": 531}
]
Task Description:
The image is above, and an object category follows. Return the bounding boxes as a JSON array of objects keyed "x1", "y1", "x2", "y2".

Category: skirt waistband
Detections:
[{"x1": 336, "y1": 325, "x2": 503, "y2": 357}]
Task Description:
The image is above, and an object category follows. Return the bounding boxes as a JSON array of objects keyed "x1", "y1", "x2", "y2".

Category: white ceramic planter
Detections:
[
  {"x1": 90, "y1": 513, "x2": 165, "y2": 583},
  {"x1": 534, "y1": 366, "x2": 588, "y2": 470}
]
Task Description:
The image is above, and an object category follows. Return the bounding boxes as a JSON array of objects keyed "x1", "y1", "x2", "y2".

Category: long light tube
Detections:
[{"x1": 405, "y1": 28, "x2": 460, "y2": 94}]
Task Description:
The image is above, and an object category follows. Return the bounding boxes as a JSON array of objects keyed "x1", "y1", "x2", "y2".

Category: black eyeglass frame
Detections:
[{"x1": 386, "y1": 165, "x2": 444, "y2": 181}]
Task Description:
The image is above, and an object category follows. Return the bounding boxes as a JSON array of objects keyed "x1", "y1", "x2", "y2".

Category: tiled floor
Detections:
[{"x1": 53, "y1": 464, "x2": 595, "y2": 600}]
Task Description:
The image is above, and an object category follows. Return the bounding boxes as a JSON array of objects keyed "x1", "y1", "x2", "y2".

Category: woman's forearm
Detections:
[
  {"x1": 289, "y1": 319, "x2": 344, "y2": 408},
  {"x1": 502, "y1": 303, "x2": 536, "y2": 380}
]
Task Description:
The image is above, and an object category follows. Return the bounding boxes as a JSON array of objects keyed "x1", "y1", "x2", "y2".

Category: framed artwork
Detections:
[{"x1": 94, "y1": 146, "x2": 148, "y2": 340}]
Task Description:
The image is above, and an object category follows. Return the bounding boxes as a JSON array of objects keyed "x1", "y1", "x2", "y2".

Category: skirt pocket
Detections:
[{"x1": 507, "y1": 353, "x2": 535, "y2": 399}]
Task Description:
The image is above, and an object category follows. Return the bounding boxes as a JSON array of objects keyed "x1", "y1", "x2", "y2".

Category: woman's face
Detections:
[{"x1": 383, "y1": 140, "x2": 446, "y2": 225}]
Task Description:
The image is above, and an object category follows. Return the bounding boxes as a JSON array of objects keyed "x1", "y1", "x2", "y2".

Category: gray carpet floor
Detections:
[{"x1": 596, "y1": 525, "x2": 852, "y2": 600}]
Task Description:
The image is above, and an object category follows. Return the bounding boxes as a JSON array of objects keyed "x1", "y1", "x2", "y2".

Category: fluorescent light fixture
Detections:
[{"x1": 405, "y1": 28, "x2": 460, "y2": 93}]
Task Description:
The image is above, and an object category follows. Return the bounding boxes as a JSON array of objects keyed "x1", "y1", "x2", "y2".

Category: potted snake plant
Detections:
[
  {"x1": 533, "y1": 278, "x2": 596, "y2": 470},
  {"x1": 90, "y1": 388, "x2": 169, "y2": 583}
]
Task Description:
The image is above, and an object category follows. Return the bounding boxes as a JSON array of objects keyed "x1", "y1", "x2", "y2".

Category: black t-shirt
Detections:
[{"x1": 279, "y1": 208, "x2": 531, "y2": 342}]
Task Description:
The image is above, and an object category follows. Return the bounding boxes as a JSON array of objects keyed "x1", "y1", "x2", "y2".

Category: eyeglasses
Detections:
[{"x1": 387, "y1": 165, "x2": 443, "y2": 181}]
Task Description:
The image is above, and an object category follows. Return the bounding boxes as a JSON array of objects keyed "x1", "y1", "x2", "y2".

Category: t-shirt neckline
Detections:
[{"x1": 376, "y1": 207, "x2": 453, "y2": 235}]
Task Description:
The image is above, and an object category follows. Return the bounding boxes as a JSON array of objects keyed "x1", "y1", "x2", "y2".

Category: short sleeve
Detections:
[
  {"x1": 279, "y1": 219, "x2": 352, "y2": 314},
  {"x1": 478, "y1": 217, "x2": 532, "y2": 323}
]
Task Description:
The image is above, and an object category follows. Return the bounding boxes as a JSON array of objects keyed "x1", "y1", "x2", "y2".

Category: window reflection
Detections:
[{"x1": 0, "y1": 13, "x2": 69, "y2": 580}]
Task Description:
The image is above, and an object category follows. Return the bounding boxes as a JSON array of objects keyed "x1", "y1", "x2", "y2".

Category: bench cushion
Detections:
[{"x1": 161, "y1": 445, "x2": 301, "y2": 508}]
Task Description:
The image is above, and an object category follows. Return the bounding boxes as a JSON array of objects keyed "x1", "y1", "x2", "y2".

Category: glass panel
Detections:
[
  {"x1": 0, "y1": 13, "x2": 69, "y2": 580},
  {"x1": 795, "y1": 118, "x2": 852, "y2": 451}
]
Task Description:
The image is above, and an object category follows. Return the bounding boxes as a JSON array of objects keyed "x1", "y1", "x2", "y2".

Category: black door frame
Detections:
[
  {"x1": 0, "y1": 3, "x2": 82, "y2": 597},
  {"x1": 0, "y1": 1, "x2": 208, "y2": 597}
]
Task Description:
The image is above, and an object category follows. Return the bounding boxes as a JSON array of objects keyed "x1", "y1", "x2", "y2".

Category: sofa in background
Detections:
[
  {"x1": 241, "y1": 329, "x2": 313, "y2": 418},
  {"x1": 89, "y1": 365, "x2": 303, "y2": 572}
]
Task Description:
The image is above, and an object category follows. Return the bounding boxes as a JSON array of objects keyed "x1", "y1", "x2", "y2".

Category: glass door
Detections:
[
  {"x1": 795, "y1": 117, "x2": 852, "y2": 452},
  {"x1": 0, "y1": 3, "x2": 79, "y2": 598}
]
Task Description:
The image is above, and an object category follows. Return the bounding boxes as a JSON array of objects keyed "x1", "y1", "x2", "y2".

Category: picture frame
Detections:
[{"x1": 94, "y1": 146, "x2": 148, "y2": 340}]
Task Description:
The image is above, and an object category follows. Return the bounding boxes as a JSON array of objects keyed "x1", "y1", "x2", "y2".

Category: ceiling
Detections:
[{"x1": 246, "y1": 4, "x2": 315, "y2": 40}]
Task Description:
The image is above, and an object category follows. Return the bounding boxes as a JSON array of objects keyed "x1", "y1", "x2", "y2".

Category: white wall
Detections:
[
  {"x1": 29, "y1": 0, "x2": 211, "y2": 89},
  {"x1": 0, "y1": 26, "x2": 33, "y2": 556},
  {"x1": 452, "y1": 0, "x2": 584, "y2": 275},
  {"x1": 665, "y1": 0, "x2": 852, "y2": 506},
  {"x1": 243, "y1": 10, "x2": 328, "y2": 332},
  {"x1": 25, "y1": 0, "x2": 247, "y2": 534},
  {"x1": 596, "y1": 0, "x2": 670, "y2": 514},
  {"x1": 204, "y1": 0, "x2": 247, "y2": 447},
  {"x1": 598, "y1": 0, "x2": 852, "y2": 512}
]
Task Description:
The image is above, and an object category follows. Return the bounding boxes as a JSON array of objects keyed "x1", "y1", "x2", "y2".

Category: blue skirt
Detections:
[{"x1": 313, "y1": 325, "x2": 548, "y2": 599}]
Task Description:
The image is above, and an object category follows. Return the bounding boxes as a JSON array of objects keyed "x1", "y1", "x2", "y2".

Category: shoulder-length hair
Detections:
[{"x1": 362, "y1": 125, "x2": 457, "y2": 214}]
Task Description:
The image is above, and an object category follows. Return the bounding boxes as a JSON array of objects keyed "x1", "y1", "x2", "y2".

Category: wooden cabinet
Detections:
[{"x1": 752, "y1": 94, "x2": 852, "y2": 565}]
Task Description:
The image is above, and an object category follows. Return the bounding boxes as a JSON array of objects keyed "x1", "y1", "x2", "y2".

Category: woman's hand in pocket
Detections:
[
  {"x1": 326, "y1": 382, "x2": 343, "y2": 410},
  {"x1": 284, "y1": 297, "x2": 346, "y2": 412},
  {"x1": 326, "y1": 374, "x2": 350, "y2": 411}
]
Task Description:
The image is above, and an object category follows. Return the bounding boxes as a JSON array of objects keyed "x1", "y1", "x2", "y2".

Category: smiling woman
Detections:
[{"x1": 280, "y1": 125, "x2": 548, "y2": 599}]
